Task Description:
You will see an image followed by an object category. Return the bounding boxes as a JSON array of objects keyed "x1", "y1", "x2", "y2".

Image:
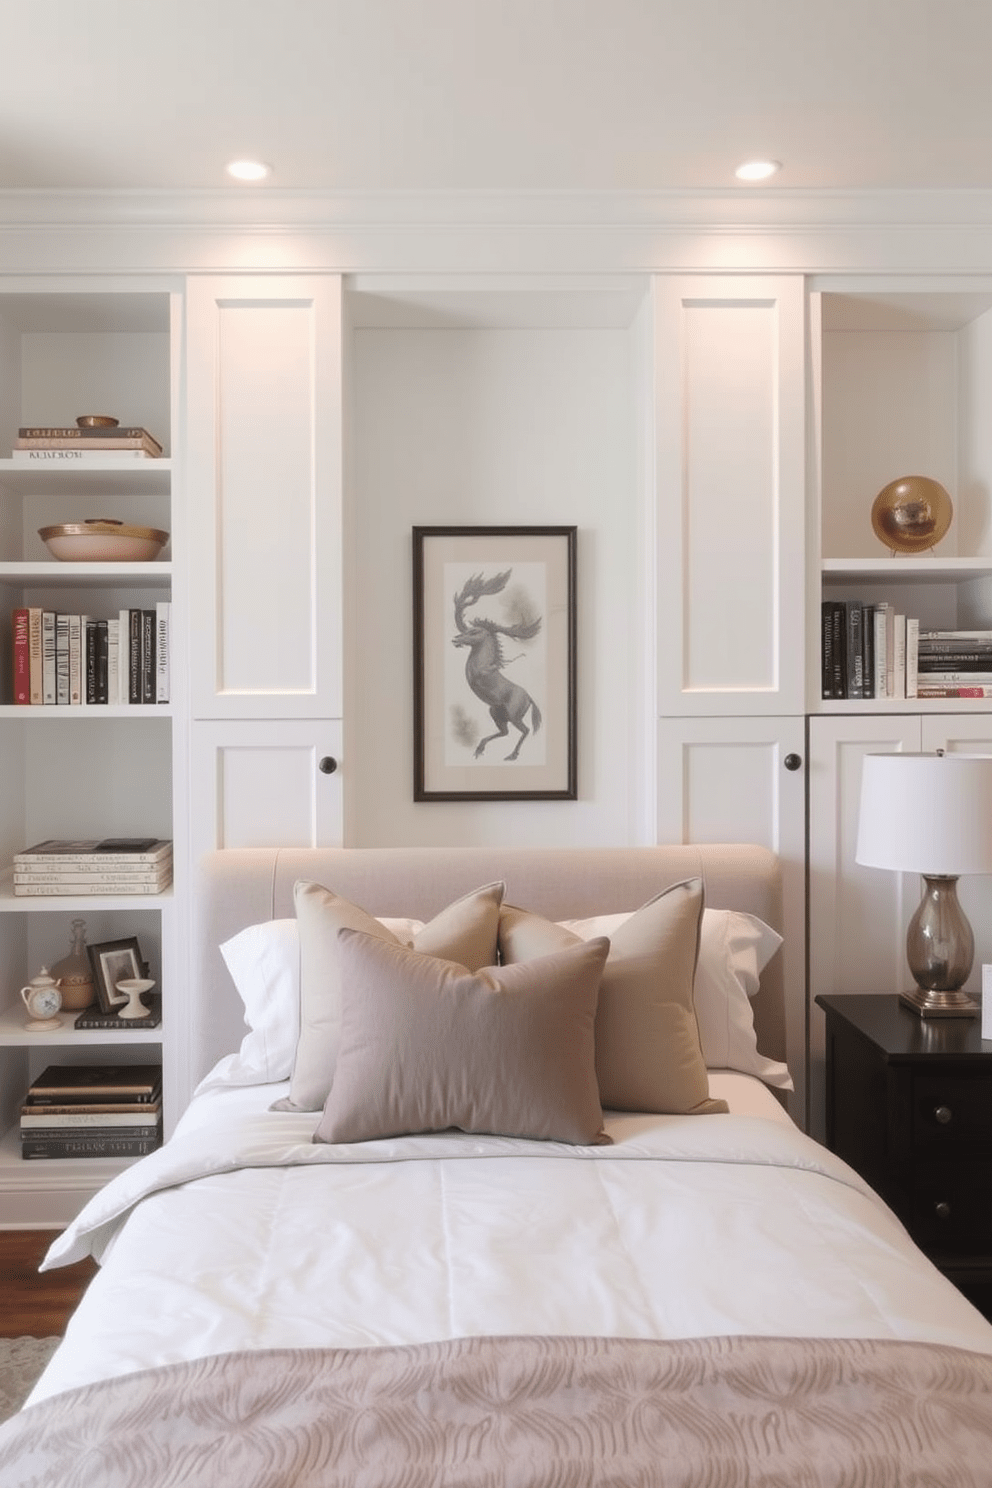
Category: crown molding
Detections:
[
  {"x1": 3, "y1": 185, "x2": 992, "y2": 230},
  {"x1": 5, "y1": 187, "x2": 992, "y2": 277}
]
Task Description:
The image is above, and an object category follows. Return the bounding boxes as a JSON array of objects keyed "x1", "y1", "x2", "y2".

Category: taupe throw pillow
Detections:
[
  {"x1": 314, "y1": 929, "x2": 612, "y2": 1146},
  {"x1": 498, "y1": 877, "x2": 726, "y2": 1115},
  {"x1": 277, "y1": 879, "x2": 505, "y2": 1112}
]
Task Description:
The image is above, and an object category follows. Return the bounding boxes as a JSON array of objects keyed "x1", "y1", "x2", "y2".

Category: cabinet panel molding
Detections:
[
  {"x1": 190, "y1": 722, "x2": 343, "y2": 860},
  {"x1": 654, "y1": 276, "x2": 806, "y2": 716},
  {"x1": 657, "y1": 715, "x2": 807, "y2": 1126},
  {"x1": 186, "y1": 276, "x2": 343, "y2": 720}
]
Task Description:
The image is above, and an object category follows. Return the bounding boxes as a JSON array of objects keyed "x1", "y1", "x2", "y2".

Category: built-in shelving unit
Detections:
[{"x1": 0, "y1": 282, "x2": 183, "y2": 1225}]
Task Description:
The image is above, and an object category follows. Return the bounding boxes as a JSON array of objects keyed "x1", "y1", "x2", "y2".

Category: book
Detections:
[
  {"x1": 27, "y1": 1063, "x2": 162, "y2": 1099},
  {"x1": 18, "y1": 424, "x2": 162, "y2": 450},
  {"x1": 891, "y1": 613, "x2": 906, "y2": 699},
  {"x1": 15, "y1": 433, "x2": 163, "y2": 457},
  {"x1": 20, "y1": 1098, "x2": 162, "y2": 1117},
  {"x1": 68, "y1": 613, "x2": 83, "y2": 705},
  {"x1": 128, "y1": 609, "x2": 142, "y2": 704},
  {"x1": 21, "y1": 1109, "x2": 162, "y2": 1129},
  {"x1": 107, "y1": 617, "x2": 120, "y2": 705},
  {"x1": 820, "y1": 601, "x2": 835, "y2": 698},
  {"x1": 916, "y1": 685, "x2": 992, "y2": 698},
  {"x1": 156, "y1": 601, "x2": 170, "y2": 703},
  {"x1": 41, "y1": 610, "x2": 56, "y2": 704},
  {"x1": 917, "y1": 656, "x2": 992, "y2": 670},
  {"x1": 141, "y1": 608, "x2": 155, "y2": 704},
  {"x1": 55, "y1": 612, "x2": 70, "y2": 706},
  {"x1": 14, "y1": 857, "x2": 171, "y2": 877},
  {"x1": 905, "y1": 616, "x2": 918, "y2": 699},
  {"x1": 873, "y1": 603, "x2": 889, "y2": 698},
  {"x1": 845, "y1": 602, "x2": 865, "y2": 699},
  {"x1": 11, "y1": 448, "x2": 156, "y2": 463},
  {"x1": 21, "y1": 1132, "x2": 162, "y2": 1160},
  {"x1": 27, "y1": 607, "x2": 43, "y2": 705},
  {"x1": 15, "y1": 838, "x2": 172, "y2": 862},
  {"x1": 14, "y1": 868, "x2": 171, "y2": 886},
  {"x1": 12, "y1": 607, "x2": 29, "y2": 703},
  {"x1": 73, "y1": 994, "x2": 163, "y2": 1031},
  {"x1": 12, "y1": 868, "x2": 171, "y2": 892}
]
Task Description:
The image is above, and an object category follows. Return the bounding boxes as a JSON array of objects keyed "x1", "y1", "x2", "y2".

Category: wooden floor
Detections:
[{"x1": 0, "y1": 1230, "x2": 97, "y2": 1337}]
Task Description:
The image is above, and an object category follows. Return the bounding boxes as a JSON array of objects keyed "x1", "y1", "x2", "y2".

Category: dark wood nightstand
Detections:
[{"x1": 816, "y1": 993, "x2": 992, "y2": 1315}]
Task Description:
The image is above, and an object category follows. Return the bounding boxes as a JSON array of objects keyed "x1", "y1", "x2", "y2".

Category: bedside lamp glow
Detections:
[{"x1": 855, "y1": 752, "x2": 992, "y2": 1016}]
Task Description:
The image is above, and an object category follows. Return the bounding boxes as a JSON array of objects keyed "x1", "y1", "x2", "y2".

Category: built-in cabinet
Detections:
[
  {"x1": 0, "y1": 281, "x2": 185, "y2": 1224},
  {"x1": 6, "y1": 251, "x2": 992, "y2": 1222}
]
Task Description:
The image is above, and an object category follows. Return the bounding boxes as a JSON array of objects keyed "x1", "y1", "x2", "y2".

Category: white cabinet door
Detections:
[
  {"x1": 653, "y1": 276, "x2": 807, "y2": 717},
  {"x1": 657, "y1": 715, "x2": 807, "y2": 1126},
  {"x1": 185, "y1": 276, "x2": 343, "y2": 721},
  {"x1": 189, "y1": 721, "x2": 343, "y2": 866}
]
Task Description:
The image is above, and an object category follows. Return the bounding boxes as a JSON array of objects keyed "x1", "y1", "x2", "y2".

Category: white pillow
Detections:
[
  {"x1": 199, "y1": 906, "x2": 791, "y2": 1095},
  {"x1": 193, "y1": 914, "x2": 424, "y2": 1095},
  {"x1": 559, "y1": 907, "x2": 791, "y2": 1091}
]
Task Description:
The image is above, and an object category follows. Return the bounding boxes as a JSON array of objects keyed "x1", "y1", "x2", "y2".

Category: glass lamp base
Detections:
[
  {"x1": 902, "y1": 874, "x2": 979, "y2": 1016},
  {"x1": 898, "y1": 986, "x2": 979, "y2": 1018}
]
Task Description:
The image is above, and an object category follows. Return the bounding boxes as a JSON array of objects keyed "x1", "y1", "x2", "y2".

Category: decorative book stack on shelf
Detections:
[
  {"x1": 13, "y1": 839, "x2": 173, "y2": 897},
  {"x1": 916, "y1": 631, "x2": 992, "y2": 698},
  {"x1": 821, "y1": 600, "x2": 915, "y2": 700},
  {"x1": 20, "y1": 1063, "x2": 163, "y2": 1160},
  {"x1": 12, "y1": 425, "x2": 163, "y2": 461},
  {"x1": 10, "y1": 604, "x2": 170, "y2": 706}
]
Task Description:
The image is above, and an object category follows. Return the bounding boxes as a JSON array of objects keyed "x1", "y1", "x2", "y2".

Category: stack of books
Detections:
[
  {"x1": 13, "y1": 838, "x2": 173, "y2": 896},
  {"x1": 11, "y1": 603, "x2": 171, "y2": 706},
  {"x1": 12, "y1": 425, "x2": 163, "y2": 461},
  {"x1": 20, "y1": 1063, "x2": 163, "y2": 1160},
  {"x1": 916, "y1": 630, "x2": 992, "y2": 698}
]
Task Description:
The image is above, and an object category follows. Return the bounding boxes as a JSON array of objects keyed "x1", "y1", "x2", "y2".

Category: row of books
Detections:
[
  {"x1": 11, "y1": 604, "x2": 170, "y2": 706},
  {"x1": 12, "y1": 424, "x2": 163, "y2": 461},
  {"x1": 822, "y1": 602, "x2": 992, "y2": 699},
  {"x1": 20, "y1": 1062, "x2": 162, "y2": 1161},
  {"x1": 12, "y1": 837, "x2": 173, "y2": 897}
]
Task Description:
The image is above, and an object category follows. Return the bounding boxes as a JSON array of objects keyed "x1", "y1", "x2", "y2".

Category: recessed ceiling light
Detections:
[
  {"x1": 225, "y1": 159, "x2": 271, "y2": 182},
  {"x1": 735, "y1": 159, "x2": 781, "y2": 183}
]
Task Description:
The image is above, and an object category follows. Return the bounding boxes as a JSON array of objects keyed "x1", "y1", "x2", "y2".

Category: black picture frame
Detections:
[
  {"x1": 413, "y1": 525, "x2": 577, "y2": 801},
  {"x1": 86, "y1": 936, "x2": 145, "y2": 1015}
]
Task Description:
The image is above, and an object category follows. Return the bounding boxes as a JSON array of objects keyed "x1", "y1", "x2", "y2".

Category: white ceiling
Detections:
[{"x1": 2, "y1": 0, "x2": 991, "y2": 196}]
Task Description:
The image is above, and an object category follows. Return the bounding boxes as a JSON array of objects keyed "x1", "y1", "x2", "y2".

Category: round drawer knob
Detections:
[
  {"x1": 934, "y1": 1105, "x2": 953, "y2": 1126},
  {"x1": 784, "y1": 753, "x2": 802, "y2": 772},
  {"x1": 934, "y1": 1201, "x2": 952, "y2": 1221},
  {"x1": 318, "y1": 756, "x2": 338, "y2": 775}
]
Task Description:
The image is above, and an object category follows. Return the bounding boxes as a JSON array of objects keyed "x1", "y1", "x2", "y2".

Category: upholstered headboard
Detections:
[{"x1": 190, "y1": 844, "x2": 785, "y2": 1091}]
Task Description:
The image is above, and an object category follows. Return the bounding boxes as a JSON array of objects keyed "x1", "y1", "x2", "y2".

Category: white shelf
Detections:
[
  {"x1": 0, "y1": 457, "x2": 172, "y2": 495},
  {"x1": 0, "y1": 999, "x2": 163, "y2": 1046},
  {"x1": 0, "y1": 703, "x2": 173, "y2": 720},
  {"x1": 0, "y1": 560, "x2": 172, "y2": 588},
  {"x1": 822, "y1": 557, "x2": 992, "y2": 583}
]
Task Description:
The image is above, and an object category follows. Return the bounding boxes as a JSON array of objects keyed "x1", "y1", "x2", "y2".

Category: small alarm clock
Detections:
[{"x1": 20, "y1": 968, "x2": 63, "y2": 1031}]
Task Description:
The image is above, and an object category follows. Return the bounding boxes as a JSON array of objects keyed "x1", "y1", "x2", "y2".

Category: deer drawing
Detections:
[{"x1": 452, "y1": 569, "x2": 542, "y2": 761}]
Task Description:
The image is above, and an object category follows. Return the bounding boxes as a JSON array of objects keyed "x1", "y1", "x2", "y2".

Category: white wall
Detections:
[{"x1": 346, "y1": 322, "x2": 644, "y2": 846}]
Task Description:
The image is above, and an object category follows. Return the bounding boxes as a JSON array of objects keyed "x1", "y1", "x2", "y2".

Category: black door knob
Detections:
[
  {"x1": 784, "y1": 753, "x2": 802, "y2": 771},
  {"x1": 318, "y1": 756, "x2": 338, "y2": 775}
]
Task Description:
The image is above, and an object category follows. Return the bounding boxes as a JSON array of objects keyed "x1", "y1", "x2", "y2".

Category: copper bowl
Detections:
[
  {"x1": 76, "y1": 415, "x2": 119, "y2": 428},
  {"x1": 39, "y1": 520, "x2": 169, "y2": 562}
]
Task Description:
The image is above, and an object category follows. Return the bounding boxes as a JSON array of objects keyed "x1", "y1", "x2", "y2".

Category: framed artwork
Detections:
[
  {"x1": 87, "y1": 935, "x2": 145, "y2": 1015},
  {"x1": 413, "y1": 525, "x2": 577, "y2": 801}
]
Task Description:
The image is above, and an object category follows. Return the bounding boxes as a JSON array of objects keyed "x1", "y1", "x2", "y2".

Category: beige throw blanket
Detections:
[{"x1": 1, "y1": 1333, "x2": 991, "y2": 1487}]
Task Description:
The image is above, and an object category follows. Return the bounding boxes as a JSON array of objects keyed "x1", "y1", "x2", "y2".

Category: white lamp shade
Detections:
[{"x1": 856, "y1": 752, "x2": 992, "y2": 875}]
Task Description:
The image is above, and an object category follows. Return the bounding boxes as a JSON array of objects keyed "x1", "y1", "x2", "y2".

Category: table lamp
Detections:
[{"x1": 855, "y1": 751, "x2": 992, "y2": 1017}]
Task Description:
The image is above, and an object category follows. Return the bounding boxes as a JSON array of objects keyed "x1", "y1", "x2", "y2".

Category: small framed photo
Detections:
[
  {"x1": 87, "y1": 936, "x2": 145, "y2": 1015},
  {"x1": 413, "y1": 525, "x2": 577, "y2": 801}
]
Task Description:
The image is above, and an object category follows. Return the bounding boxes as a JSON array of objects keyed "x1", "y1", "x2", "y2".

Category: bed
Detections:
[{"x1": 2, "y1": 842, "x2": 992, "y2": 1485}]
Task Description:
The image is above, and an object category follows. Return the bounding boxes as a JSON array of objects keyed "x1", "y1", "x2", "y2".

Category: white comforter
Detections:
[{"x1": 30, "y1": 1077, "x2": 992, "y2": 1406}]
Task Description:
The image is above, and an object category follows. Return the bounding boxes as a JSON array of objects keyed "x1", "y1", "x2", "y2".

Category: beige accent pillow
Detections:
[
  {"x1": 314, "y1": 929, "x2": 611, "y2": 1146},
  {"x1": 277, "y1": 879, "x2": 505, "y2": 1112},
  {"x1": 498, "y1": 877, "x2": 726, "y2": 1115}
]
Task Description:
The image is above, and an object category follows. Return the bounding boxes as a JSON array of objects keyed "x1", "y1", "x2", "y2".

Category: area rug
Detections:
[{"x1": 0, "y1": 1339, "x2": 60, "y2": 1424}]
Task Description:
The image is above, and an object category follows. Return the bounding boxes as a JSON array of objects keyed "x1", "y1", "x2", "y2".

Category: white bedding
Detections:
[{"x1": 29, "y1": 1072, "x2": 992, "y2": 1407}]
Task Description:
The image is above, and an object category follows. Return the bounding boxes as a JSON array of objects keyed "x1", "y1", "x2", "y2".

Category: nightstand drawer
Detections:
[
  {"x1": 912, "y1": 1070, "x2": 992, "y2": 1149},
  {"x1": 911, "y1": 1162, "x2": 992, "y2": 1255}
]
